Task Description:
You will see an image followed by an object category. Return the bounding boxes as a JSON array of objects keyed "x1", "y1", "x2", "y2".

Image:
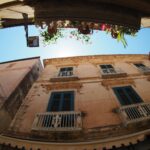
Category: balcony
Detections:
[
  {"x1": 101, "y1": 68, "x2": 127, "y2": 79},
  {"x1": 50, "y1": 71, "x2": 79, "y2": 82},
  {"x1": 32, "y1": 111, "x2": 82, "y2": 131},
  {"x1": 118, "y1": 102, "x2": 150, "y2": 125}
]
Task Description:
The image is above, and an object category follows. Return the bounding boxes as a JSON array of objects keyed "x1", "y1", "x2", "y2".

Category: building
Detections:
[
  {"x1": 0, "y1": 54, "x2": 150, "y2": 150},
  {"x1": 0, "y1": 57, "x2": 43, "y2": 133}
]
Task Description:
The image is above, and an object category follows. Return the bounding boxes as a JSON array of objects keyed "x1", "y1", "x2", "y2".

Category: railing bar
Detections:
[
  {"x1": 38, "y1": 115, "x2": 42, "y2": 127},
  {"x1": 70, "y1": 114, "x2": 72, "y2": 128},
  {"x1": 129, "y1": 108, "x2": 134, "y2": 120},
  {"x1": 74, "y1": 113, "x2": 76, "y2": 128},
  {"x1": 49, "y1": 115, "x2": 52, "y2": 128},
  {"x1": 70, "y1": 114, "x2": 73, "y2": 128},
  {"x1": 60, "y1": 114, "x2": 62, "y2": 128},
  {"x1": 138, "y1": 106, "x2": 143, "y2": 118},
  {"x1": 51, "y1": 114, "x2": 54, "y2": 128},
  {"x1": 132, "y1": 107, "x2": 137, "y2": 119},
  {"x1": 64, "y1": 114, "x2": 66, "y2": 127},
  {"x1": 62, "y1": 114, "x2": 64, "y2": 128},
  {"x1": 143, "y1": 105, "x2": 150, "y2": 115},
  {"x1": 126, "y1": 108, "x2": 132, "y2": 120},
  {"x1": 39, "y1": 115, "x2": 43, "y2": 127},
  {"x1": 43, "y1": 115, "x2": 46, "y2": 127},
  {"x1": 45, "y1": 115, "x2": 48, "y2": 128},
  {"x1": 47, "y1": 115, "x2": 50, "y2": 128},
  {"x1": 36, "y1": 115, "x2": 40, "y2": 127},
  {"x1": 134, "y1": 107, "x2": 140, "y2": 119}
]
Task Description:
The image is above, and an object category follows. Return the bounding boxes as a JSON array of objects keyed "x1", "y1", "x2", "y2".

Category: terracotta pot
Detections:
[
  {"x1": 78, "y1": 25, "x2": 91, "y2": 35},
  {"x1": 47, "y1": 25, "x2": 57, "y2": 35}
]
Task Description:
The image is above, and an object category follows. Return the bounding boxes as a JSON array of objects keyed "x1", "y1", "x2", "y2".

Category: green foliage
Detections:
[
  {"x1": 39, "y1": 21, "x2": 138, "y2": 47},
  {"x1": 70, "y1": 30, "x2": 91, "y2": 44},
  {"x1": 40, "y1": 28, "x2": 64, "y2": 45}
]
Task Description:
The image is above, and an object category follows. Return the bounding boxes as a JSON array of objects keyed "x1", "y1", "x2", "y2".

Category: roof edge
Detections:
[
  {"x1": 0, "y1": 56, "x2": 40, "y2": 64},
  {"x1": 43, "y1": 54, "x2": 148, "y2": 67}
]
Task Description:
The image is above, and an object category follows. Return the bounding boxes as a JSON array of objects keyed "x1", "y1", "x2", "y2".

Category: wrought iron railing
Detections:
[
  {"x1": 32, "y1": 111, "x2": 82, "y2": 131},
  {"x1": 118, "y1": 102, "x2": 150, "y2": 125}
]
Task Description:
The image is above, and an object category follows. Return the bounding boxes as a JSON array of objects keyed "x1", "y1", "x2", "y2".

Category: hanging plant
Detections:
[
  {"x1": 70, "y1": 29, "x2": 91, "y2": 43},
  {"x1": 78, "y1": 22, "x2": 93, "y2": 35},
  {"x1": 38, "y1": 20, "x2": 138, "y2": 47},
  {"x1": 102, "y1": 24, "x2": 138, "y2": 48},
  {"x1": 40, "y1": 28, "x2": 64, "y2": 45}
]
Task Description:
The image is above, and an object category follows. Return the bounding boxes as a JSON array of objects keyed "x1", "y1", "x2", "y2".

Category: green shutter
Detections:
[
  {"x1": 113, "y1": 86, "x2": 143, "y2": 106},
  {"x1": 47, "y1": 91, "x2": 74, "y2": 112}
]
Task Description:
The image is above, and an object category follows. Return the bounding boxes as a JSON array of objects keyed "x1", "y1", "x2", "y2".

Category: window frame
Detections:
[
  {"x1": 100, "y1": 64, "x2": 116, "y2": 74},
  {"x1": 113, "y1": 86, "x2": 143, "y2": 106},
  {"x1": 47, "y1": 91, "x2": 74, "y2": 112},
  {"x1": 134, "y1": 63, "x2": 150, "y2": 72},
  {"x1": 58, "y1": 67, "x2": 74, "y2": 77}
]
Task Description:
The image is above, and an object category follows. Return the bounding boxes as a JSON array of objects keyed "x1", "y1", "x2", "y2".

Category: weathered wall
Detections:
[
  {"x1": 7, "y1": 55, "x2": 150, "y2": 138},
  {"x1": 0, "y1": 58, "x2": 43, "y2": 133}
]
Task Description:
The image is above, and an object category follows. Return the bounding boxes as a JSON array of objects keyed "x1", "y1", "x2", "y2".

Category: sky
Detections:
[{"x1": 0, "y1": 25, "x2": 150, "y2": 63}]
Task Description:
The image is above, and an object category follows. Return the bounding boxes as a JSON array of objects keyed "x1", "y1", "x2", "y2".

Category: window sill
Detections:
[{"x1": 50, "y1": 76, "x2": 79, "y2": 82}]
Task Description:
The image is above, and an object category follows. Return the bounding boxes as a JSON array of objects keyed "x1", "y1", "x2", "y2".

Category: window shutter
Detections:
[
  {"x1": 124, "y1": 86, "x2": 143, "y2": 103},
  {"x1": 47, "y1": 92, "x2": 61, "y2": 112},
  {"x1": 47, "y1": 91, "x2": 74, "y2": 112},
  {"x1": 113, "y1": 86, "x2": 143, "y2": 106}
]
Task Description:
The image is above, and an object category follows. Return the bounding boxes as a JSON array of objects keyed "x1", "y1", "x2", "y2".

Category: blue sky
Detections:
[{"x1": 0, "y1": 25, "x2": 150, "y2": 63}]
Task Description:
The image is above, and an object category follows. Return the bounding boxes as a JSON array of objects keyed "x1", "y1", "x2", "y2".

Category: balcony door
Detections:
[
  {"x1": 113, "y1": 86, "x2": 143, "y2": 106},
  {"x1": 47, "y1": 91, "x2": 74, "y2": 112}
]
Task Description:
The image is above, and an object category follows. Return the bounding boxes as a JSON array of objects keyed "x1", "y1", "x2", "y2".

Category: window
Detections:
[
  {"x1": 113, "y1": 86, "x2": 143, "y2": 106},
  {"x1": 47, "y1": 91, "x2": 74, "y2": 112},
  {"x1": 100, "y1": 64, "x2": 116, "y2": 74},
  {"x1": 58, "y1": 67, "x2": 73, "y2": 77},
  {"x1": 134, "y1": 63, "x2": 150, "y2": 72}
]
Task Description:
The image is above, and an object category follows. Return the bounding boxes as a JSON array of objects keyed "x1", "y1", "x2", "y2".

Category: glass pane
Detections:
[
  {"x1": 60, "y1": 68, "x2": 66, "y2": 71},
  {"x1": 134, "y1": 63, "x2": 145, "y2": 67},
  {"x1": 100, "y1": 65, "x2": 107, "y2": 69},
  {"x1": 67, "y1": 67, "x2": 73, "y2": 71},
  {"x1": 125, "y1": 87, "x2": 142, "y2": 103},
  {"x1": 107, "y1": 65, "x2": 113, "y2": 69},
  {"x1": 61, "y1": 93, "x2": 72, "y2": 111},
  {"x1": 51, "y1": 93, "x2": 61, "y2": 111},
  {"x1": 117, "y1": 88, "x2": 131, "y2": 105}
]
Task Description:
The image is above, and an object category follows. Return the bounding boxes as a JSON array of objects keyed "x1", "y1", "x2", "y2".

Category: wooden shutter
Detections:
[
  {"x1": 47, "y1": 91, "x2": 74, "y2": 112},
  {"x1": 61, "y1": 91, "x2": 74, "y2": 111},
  {"x1": 47, "y1": 92, "x2": 62, "y2": 112},
  {"x1": 113, "y1": 86, "x2": 143, "y2": 106}
]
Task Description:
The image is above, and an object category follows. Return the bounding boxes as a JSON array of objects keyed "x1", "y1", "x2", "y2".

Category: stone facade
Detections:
[
  {"x1": 0, "y1": 54, "x2": 150, "y2": 150},
  {"x1": 0, "y1": 57, "x2": 43, "y2": 133}
]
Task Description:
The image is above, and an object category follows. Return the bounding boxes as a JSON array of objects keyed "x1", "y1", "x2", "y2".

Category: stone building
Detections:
[
  {"x1": 0, "y1": 54, "x2": 150, "y2": 150},
  {"x1": 0, "y1": 57, "x2": 43, "y2": 133}
]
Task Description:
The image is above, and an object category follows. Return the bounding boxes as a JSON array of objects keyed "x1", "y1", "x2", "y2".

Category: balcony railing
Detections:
[
  {"x1": 118, "y1": 102, "x2": 150, "y2": 125},
  {"x1": 32, "y1": 111, "x2": 82, "y2": 131},
  {"x1": 101, "y1": 68, "x2": 127, "y2": 78}
]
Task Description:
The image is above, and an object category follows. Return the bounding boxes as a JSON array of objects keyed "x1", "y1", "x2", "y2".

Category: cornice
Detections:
[{"x1": 43, "y1": 55, "x2": 148, "y2": 67}]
